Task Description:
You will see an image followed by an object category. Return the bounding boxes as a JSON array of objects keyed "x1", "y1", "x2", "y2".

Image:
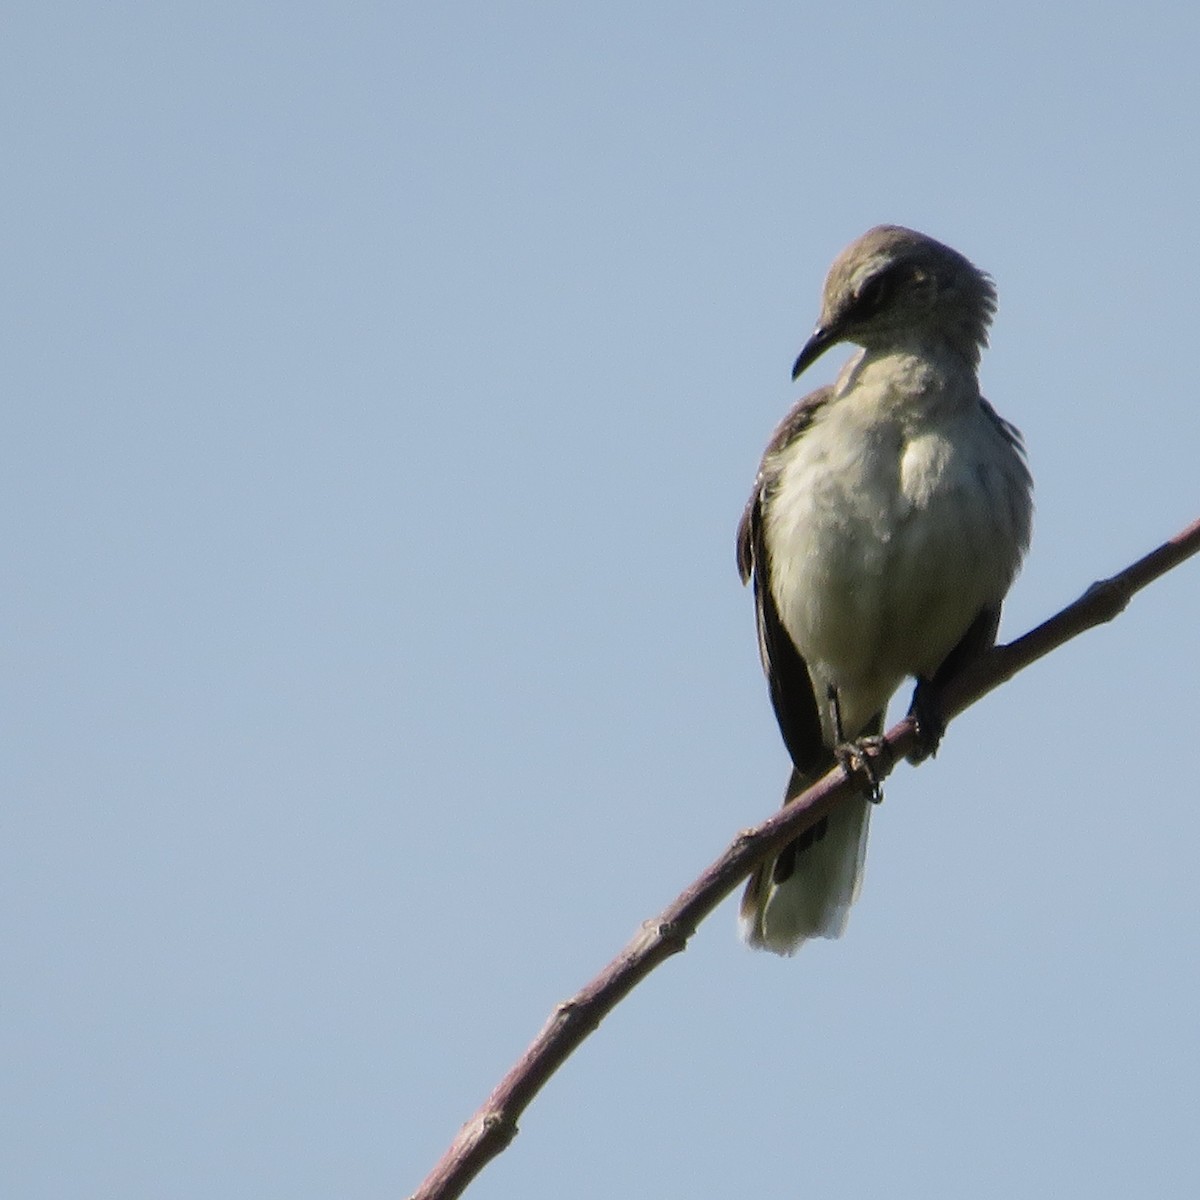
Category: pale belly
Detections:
[{"x1": 765, "y1": 409, "x2": 1026, "y2": 736}]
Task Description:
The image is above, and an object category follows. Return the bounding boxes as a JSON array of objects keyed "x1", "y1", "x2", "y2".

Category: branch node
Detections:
[
  {"x1": 552, "y1": 998, "x2": 580, "y2": 1025},
  {"x1": 650, "y1": 918, "x2": 691, "y2": 953},
  {"x1": 1081, "y1": 575, "x2": 1131, "y2": 622},
  {"x1": 629, "y1": 917, "x2": 691, "y2": 957},
  {"x1": 479, "y1": 1108, "x2": 518, "y2": 1147}
]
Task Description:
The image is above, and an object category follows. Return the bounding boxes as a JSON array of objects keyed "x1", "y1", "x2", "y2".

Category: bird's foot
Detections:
[
  {"x1": 833, "y1": 736, "x2": 887, "y2": 805},
  {"x1": 906, "y1": 681, "x2": 946, "y2": 764}
]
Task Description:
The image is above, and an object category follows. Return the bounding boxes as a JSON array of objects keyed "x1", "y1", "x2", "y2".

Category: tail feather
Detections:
[{"x1": 739, "y1": 763, "x2": 872, "y2": 955}]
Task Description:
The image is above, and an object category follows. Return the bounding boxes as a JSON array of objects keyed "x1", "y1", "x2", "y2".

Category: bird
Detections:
[{"x1": 737, "y1": 225, "x2": 1033, "y2": 954}]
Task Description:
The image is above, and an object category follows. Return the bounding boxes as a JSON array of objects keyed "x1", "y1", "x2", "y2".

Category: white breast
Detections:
[{"x1": 764, "y1": 353, "x2": 1030, "y2": 738}]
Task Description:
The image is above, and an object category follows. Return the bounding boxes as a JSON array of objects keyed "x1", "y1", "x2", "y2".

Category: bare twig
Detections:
[{"x1": 409, "y1": 515, "x2": 1200, "y2": 1200}]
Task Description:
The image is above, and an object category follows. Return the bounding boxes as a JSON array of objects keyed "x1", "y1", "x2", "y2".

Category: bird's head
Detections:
[{"x1": 792, "y1": 225, "x2": 997, "y2": 380}]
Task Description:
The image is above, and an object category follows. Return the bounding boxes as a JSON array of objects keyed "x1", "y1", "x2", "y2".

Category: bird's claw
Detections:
[
  {"x1": 834, "y1": 736, "x2": 886, "y2": 805},
  {"x1": 906, "y1": 681, "x2": 946, "y2": 763}
]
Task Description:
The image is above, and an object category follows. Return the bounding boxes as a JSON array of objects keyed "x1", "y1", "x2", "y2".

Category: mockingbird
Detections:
[{"x1": 738, "y1": 226, "x2": 1033, "y2": 954}]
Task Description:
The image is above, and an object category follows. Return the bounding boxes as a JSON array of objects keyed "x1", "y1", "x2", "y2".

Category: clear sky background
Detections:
[{"x1": 6, "y1": 4, "x2": 1200, "y2": 1198}]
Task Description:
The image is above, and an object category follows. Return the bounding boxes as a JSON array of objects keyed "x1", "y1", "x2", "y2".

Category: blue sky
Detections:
[{"x1": 6, "y1": 3, "x2": 1200, "y2": 1198}]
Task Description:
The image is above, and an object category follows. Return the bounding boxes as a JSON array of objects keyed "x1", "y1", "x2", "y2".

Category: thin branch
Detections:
[{"x1": 408, "y1": 514, "x2": 1200, "y2": 1200}]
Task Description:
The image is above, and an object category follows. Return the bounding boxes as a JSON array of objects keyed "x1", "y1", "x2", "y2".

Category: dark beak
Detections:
[{"x1": 791, "y1": 324, "x2": 838, "y2": 381}]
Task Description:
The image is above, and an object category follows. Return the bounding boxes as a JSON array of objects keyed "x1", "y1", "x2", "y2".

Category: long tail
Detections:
[{"x1": 739, "y1": 759, "x2": 873, "y2": 955}]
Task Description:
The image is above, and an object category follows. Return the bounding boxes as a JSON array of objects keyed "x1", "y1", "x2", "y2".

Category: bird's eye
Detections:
[{"x1": 855, "y1": 269, "x2": 897, "y2": 315}]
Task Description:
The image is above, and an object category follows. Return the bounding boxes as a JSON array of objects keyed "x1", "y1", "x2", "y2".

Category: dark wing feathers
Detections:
[
  {"x1": 737, "y1": 388, "x2": 833, "y2": 777},
  {"x1": 736, "y1": 388, "x2": 832, "y2": 581}
]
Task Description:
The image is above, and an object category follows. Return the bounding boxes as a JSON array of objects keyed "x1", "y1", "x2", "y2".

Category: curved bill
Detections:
[{"x1": 791, "y1": 325, "x2": 838, "y2": 381}]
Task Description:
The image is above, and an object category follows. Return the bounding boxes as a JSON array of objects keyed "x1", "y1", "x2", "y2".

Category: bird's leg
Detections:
[
  {"x1": 906, "y1": 605, "x2": 998, "y2": 763},
  {"x1": 906, "y1": 677, "x2": 946, "y2": 763},
  {"x1": 827, "y1": 685, "x2": 885, "y2": 805}
]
